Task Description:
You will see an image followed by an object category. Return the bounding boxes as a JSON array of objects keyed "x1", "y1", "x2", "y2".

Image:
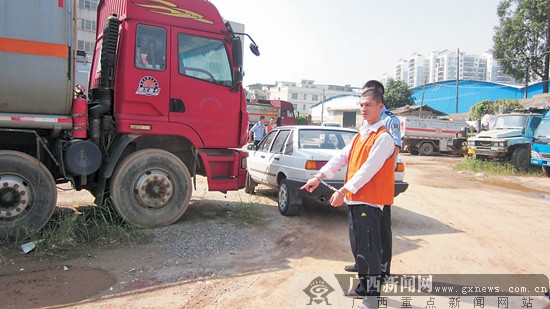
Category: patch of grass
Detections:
[
  {"x1": 453, "y1": 157, "x2": 543, "y2": 176},
  {"x1": 223, "y1": 203, "x2": 265, "y2": 226},
  {"x1": 0, "y1": 201, "x2": 142, "y2": 260}
]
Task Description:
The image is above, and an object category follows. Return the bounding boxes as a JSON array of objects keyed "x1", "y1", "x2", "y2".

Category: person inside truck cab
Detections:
[
  {"x1": 145, "y1": 39, "x2": 164, "y2": 69},
  {"x1": 136, "y1": 38, "x2": 164, "y2": 70}
]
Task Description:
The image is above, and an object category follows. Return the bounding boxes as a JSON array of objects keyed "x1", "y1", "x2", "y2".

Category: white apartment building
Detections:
[
  {"x1": 483, "y1": 49, "x2": 520, "y2": 84},
  {"x1": 76, "y1": 0, "x2": 98, "y2": 62},
  {"x1": 246, "y1": 80, "x2": 357, "y2": 116},
  {"x1": 395, "y1": 49, "x2": 519, "y2": 88}
]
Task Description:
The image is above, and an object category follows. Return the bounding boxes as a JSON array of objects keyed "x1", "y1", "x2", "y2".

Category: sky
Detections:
[{"x1": 209, "y1": 0, "x2": 503, "y2": 88}]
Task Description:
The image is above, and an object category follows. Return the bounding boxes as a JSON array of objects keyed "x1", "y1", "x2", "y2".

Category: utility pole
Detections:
[
  {"x1": 420, "y1": 74, "x2": 427, "y2": 116},
  {"x1": 320, "y1": 88, "x2": 325, "y2": 124},
  {"x1": 524, "y1": 60, "x2": 529, "y2": 98},
  {"x1": 456, "y1": 48, "x2": 460, "y2": 114}
]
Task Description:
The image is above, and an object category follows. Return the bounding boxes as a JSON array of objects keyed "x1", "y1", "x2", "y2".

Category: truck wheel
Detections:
[
  {"x1": 510, "y1": 147, "x2": 530, "y2": 170},
  {"x1": 278, "y1": 179, "x2": 300, "y2": 216},
  {"x1": 110, "y1": 149, "x2": 192, "y2": 228},
  {"x1": 244, "y1": 173, "x2": 256, "y2": 194},
  {"x1": 0, "y1": 151, "x2": 56, "y2": 237},
  {"x1": 543, "y1": 166, "x2": 550, "y2": 177},
  {"x1": 419, "y1": 143, "x2": 435, "y2": 156}
]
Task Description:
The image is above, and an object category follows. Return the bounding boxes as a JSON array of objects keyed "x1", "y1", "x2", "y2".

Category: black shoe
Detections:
[{"x1": 344, "y1": 264, "x2": 358, "y2": 272}]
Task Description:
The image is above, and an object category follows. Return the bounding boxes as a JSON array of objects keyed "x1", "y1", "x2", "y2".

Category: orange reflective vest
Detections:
[{"x1": 345, "y1": 126, "x2": 396, "y2": 205}]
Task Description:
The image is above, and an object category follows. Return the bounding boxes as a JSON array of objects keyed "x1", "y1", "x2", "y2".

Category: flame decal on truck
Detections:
[{"x1": 134, "y1": 0, "x2": 213, "y2": 24}]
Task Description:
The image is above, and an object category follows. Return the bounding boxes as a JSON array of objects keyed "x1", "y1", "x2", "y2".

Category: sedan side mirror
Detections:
[{"x1": 247, "y1": 144, "x2": 258, "y2": 151}]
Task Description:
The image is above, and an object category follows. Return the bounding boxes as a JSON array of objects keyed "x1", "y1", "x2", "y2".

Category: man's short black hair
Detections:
[
  {"x1": 360, "y1": 89, "x2": 384, "y2": 103},
  {"x1": 259, "y1": 116, "x2": 265, "y2": 120},
  {"x1": 362, "y1": 80, "x2": 385, "y2": 94}
]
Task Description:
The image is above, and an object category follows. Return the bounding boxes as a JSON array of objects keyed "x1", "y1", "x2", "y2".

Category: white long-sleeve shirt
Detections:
[{"x1": 318, "y1": 120, "x2": 394, "y2": 208}]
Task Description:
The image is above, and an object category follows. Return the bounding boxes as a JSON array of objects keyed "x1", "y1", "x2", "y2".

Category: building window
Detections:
[
  {"x1": 291, "y1": 93, "x2": 298, "y2": 100},
  {"x1": 77, "y1": 40, "x2": 95, "y2": 53},
  {"x1": 79, "y1": 19, "x2": 97, "y2": 32},
  {"x1": 79, "y1": 0, "x2": 98, "y2": 9},
  {"x1": 302, "y1": 104, "x2": 307, "y2": 111},
  {"x1": 303, "y1": 94, "x2": 307, "y2": 100},
  {"x1": 312, "y1": 95, "x2": 318, "y2": 101}
]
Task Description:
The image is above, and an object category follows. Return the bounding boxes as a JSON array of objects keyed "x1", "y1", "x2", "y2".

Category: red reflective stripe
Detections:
[
  {"x1": 6, "y1": 116, "x2": 71, "y2": 123},
  {"x1": 59, "y1": 0, "x2": 63, "y2": 7},
  {"x1": 406, "y1": 127, "x2": 458, "y2": 134}
]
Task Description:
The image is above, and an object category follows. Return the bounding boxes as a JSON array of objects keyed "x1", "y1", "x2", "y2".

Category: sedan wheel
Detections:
[{"x1": 278, "y1": 179, "x2": 300, "y2": 216}]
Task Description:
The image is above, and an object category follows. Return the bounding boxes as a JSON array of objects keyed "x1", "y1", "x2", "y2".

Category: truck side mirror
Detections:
[{"x1": 249, "y1": 43, "x2": 260, "y2": 56}]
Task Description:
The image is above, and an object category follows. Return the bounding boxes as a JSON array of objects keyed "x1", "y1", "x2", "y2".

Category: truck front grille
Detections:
[{"x1": 475, "y1": 141, "x2": 492, "y2": 147}]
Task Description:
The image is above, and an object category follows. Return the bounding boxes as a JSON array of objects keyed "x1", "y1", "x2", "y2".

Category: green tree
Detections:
[
  {"x1": 470, "y1": 99, "x2": 524, "y2": 120},
  {"x1": 493, "y1": 0, "x2": 550, "y2": 93},
  {"x1": 384, "y1": 79, "x2": 415, "y2": 108}
]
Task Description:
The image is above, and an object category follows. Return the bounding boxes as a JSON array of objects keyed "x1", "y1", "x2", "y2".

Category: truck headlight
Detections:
[
  {"x1": 468, "y1": 140, "x2": 475, "y2": 146},
  {"x1": 531, "y1": 151, "x2": 542, "y2": 159},
  {"x1": 493, "y1": 141, "x2": 507, "y2": 147}
]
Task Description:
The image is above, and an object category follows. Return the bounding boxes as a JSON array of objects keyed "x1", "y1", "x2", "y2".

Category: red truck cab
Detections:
[{"x1": 90, "y1": 0, "x2": 252, "y2": 191}]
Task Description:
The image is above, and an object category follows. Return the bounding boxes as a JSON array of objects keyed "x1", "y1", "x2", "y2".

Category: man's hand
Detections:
[
  {"x1": 329, "y1": 190, "x2": 345, "y2": 207},
  {"x1": 300, "y1": 177, "x2": 320, "y2": 193}
]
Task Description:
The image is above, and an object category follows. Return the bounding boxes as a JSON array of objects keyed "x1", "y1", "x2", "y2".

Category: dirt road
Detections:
[{"x1": 1, "y1": 155, "x2": 549, "y2": 309}]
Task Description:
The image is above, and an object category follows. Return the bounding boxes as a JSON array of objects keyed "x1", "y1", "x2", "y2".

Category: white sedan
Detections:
[{"x1": 245, "y1": 126, "x2": 408, "y2": 216}]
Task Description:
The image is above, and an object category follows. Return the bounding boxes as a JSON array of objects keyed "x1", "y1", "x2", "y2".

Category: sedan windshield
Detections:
[{"x1": 298, "y1": 129, "x2": 357, "y2": 150}]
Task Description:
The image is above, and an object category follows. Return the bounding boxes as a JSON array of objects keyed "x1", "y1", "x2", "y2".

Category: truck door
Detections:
[{"x1": 169, "y1": 28, "x2": 241, "y2": 148}]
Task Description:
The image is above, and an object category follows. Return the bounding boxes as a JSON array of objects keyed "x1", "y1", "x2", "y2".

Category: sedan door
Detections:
[
  {"x1": 264, "y1": 130, "x2": 292, "y2": 186},
  {"x1": 247, "y1": 131, "x2": 277, "y2": 184}
]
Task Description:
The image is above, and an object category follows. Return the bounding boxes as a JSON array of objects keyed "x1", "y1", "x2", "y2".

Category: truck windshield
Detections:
[
  {"x1": 178, "y1": 34, "x2": 232, "y2": 87},
  {"x1": 534, "y1": 119, "x2": 550, "y2": 138},
  {"x1": 494, "y1": 115, "x2": 528, "y2": 130}
]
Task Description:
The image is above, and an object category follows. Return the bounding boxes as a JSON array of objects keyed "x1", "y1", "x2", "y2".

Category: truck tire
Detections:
[
  {"x1": 510, "y1": 147, "x2": 530, "y2": 170},
  {"x1": 278, "y1": 179, "x2": 300, "y2": 216},
  {"x1": 419, "y1": 142, "x2": 435, "y2": 156},
  {"x1": 244, "y1": 173, "x2": 256, "y2": 194},
  {"x1": 407, "y1": 147, "x2": 419, "y2": 155},
  {"x1": 0, "y1": 150, "x2": 56, "y2": 237},
  {"x1": 542, "y1": 166, "x2": 550, "y2": 177},
  {"x1": 110, "y1": 149, "x2": 192, "y2": 228}
]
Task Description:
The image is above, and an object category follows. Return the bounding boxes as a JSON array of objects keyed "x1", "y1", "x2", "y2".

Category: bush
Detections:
[{"x1": 470, "y1": 99, "x2": 524, "y2": 120}]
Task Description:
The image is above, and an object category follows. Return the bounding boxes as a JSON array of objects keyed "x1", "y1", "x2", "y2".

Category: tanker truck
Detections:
[
  {"x1": 0, "y1": 0, "x2": 259, "y2": 236},
  {"x1": 400, "y1": 116, "x2": 472, "y2": 156}
]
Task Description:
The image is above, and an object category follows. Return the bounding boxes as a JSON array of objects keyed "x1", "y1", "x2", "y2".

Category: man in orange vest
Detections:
[
  {"x1": 301, "y1": 89, "x2": 396, "y2": 307},
  {"x1": 345, "y1": 80, "x2": 401, "y2": 283}
]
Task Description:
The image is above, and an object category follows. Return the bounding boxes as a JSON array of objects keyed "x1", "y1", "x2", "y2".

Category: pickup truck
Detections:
[{"x1": 467, "y1": 112, "x2": 543, "y2": 170}]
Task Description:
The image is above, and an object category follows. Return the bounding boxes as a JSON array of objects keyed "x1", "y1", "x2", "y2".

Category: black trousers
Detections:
[
  {"x1": 348, "y1": 204, "x2": 382, "y2": 295},
  {"x1": 380, "y1": 205, "x2": 392, "y2": 276}
]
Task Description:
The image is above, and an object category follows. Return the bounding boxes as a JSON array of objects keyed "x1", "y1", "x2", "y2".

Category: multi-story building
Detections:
[
  {"x1": 245, "y1": 80, "x2": 357, "y2": 116},
  {"x1": 395, "y1": 49, "x2": 519, "y2": 88},
  {"x1": 75, "y1": 0, "x2": 98, "y2": 62},
  {"x1": 483, "y1": 49, "x2": 521, "y2": 85}
]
